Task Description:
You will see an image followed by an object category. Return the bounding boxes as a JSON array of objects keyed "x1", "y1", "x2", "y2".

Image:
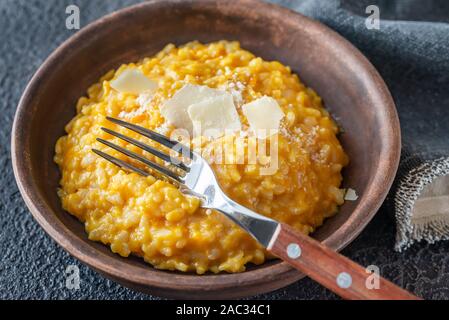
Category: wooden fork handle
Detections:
[{"x1": 267, "y1": 223, "x2": 421, "y2": 300}]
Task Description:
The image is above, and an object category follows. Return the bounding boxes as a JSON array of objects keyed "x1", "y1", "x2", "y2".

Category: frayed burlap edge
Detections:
[{"x1": 395, "y1": 157, "x2": 449, "y2": 252}]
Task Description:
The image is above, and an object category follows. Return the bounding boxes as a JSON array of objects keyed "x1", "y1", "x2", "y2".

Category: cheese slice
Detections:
[
  {"x1": 110, "y1": 69, "x2": 157, "y2": 95},
  {"x1": 160, "y1": 84, "x2": 225, "y2": 134},
  {"x1": 187, "y1": 94, "x2": 241, "y2": 139},
  {"x1": 242, "y1": 96, "x2": 285, "y2": 139}
]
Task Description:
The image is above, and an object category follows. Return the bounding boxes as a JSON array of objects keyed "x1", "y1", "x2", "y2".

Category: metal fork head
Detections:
[
  {"x1": 93, "y1": 117, "x2": 279, "y2": 247},
  {"x1": 93, "y1": 117, "x2": 219, "y2": 205}
]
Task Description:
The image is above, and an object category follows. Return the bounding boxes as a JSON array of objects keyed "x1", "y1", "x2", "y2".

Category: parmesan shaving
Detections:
[
  {"x1": 188, "y1": 94, "x2": 241, "y2": 139},
  {"x1": 242, "y1": 96, "x2": 285, "y2": 139},
  {"x1": 160, "y1": 84, "x2": 225, "y2": 134},
  {"x1": 344, "y1": 188, "x2": 358, "y2": 201},
  {"x1": 110, "y1": 69, "x2": 157, "y2": 95}
]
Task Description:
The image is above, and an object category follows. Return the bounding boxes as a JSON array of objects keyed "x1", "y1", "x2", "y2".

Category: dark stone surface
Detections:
[{"x1": 1, "y1": 0, "x2": 448, "y2": 300}]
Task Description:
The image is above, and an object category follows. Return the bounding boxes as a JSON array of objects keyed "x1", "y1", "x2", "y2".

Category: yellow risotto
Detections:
[{"x1": 54, "y1": 41, "x2": 348, "y2": 274}]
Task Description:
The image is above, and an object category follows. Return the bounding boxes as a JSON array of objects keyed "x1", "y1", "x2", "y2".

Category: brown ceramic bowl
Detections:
[{"x1": 11, "y1": 0, "x2": 400, "y2": 299}]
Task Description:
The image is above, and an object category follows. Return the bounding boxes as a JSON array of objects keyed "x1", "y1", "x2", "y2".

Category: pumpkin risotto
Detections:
[{"x1": 54, "y1": 41, "x2": 348, "y2": 274}]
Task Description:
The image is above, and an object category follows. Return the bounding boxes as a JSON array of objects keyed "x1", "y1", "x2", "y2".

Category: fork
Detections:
[{"x1": 93, "y1": 116, "x2": 420, "y2": 300}]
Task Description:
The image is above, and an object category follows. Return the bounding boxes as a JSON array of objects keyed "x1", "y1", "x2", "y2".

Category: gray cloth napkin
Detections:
[
  {"x1": 271, "y1": 0, "x2": 449, "y2": 250},
  {"x1": 394, "y1": 154, "x2": 449, "y2": 251}
]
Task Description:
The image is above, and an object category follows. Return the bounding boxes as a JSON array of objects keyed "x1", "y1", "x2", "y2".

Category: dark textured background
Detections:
[{"x1": 1, "y1": 0, "x2": 449, "y2": 300}]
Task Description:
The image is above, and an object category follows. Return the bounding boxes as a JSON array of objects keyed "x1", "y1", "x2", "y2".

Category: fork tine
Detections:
[
  {"x1": 101, "y1": 127, "x2": 188, "y2": 172},
  {"x1": 106, "y1": 116, "x2": 194, "y2": 159},
  {"x1": 92, "y1": 149, "x2": 150, "y2": 177},
  {"x1": 96, "y1": 138, "x2": 183, "y2": 183}
]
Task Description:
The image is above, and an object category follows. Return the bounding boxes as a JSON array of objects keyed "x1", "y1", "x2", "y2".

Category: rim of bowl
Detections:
[{"x1": 11, "y1": 0, "x2": 401, "y2": 298}]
